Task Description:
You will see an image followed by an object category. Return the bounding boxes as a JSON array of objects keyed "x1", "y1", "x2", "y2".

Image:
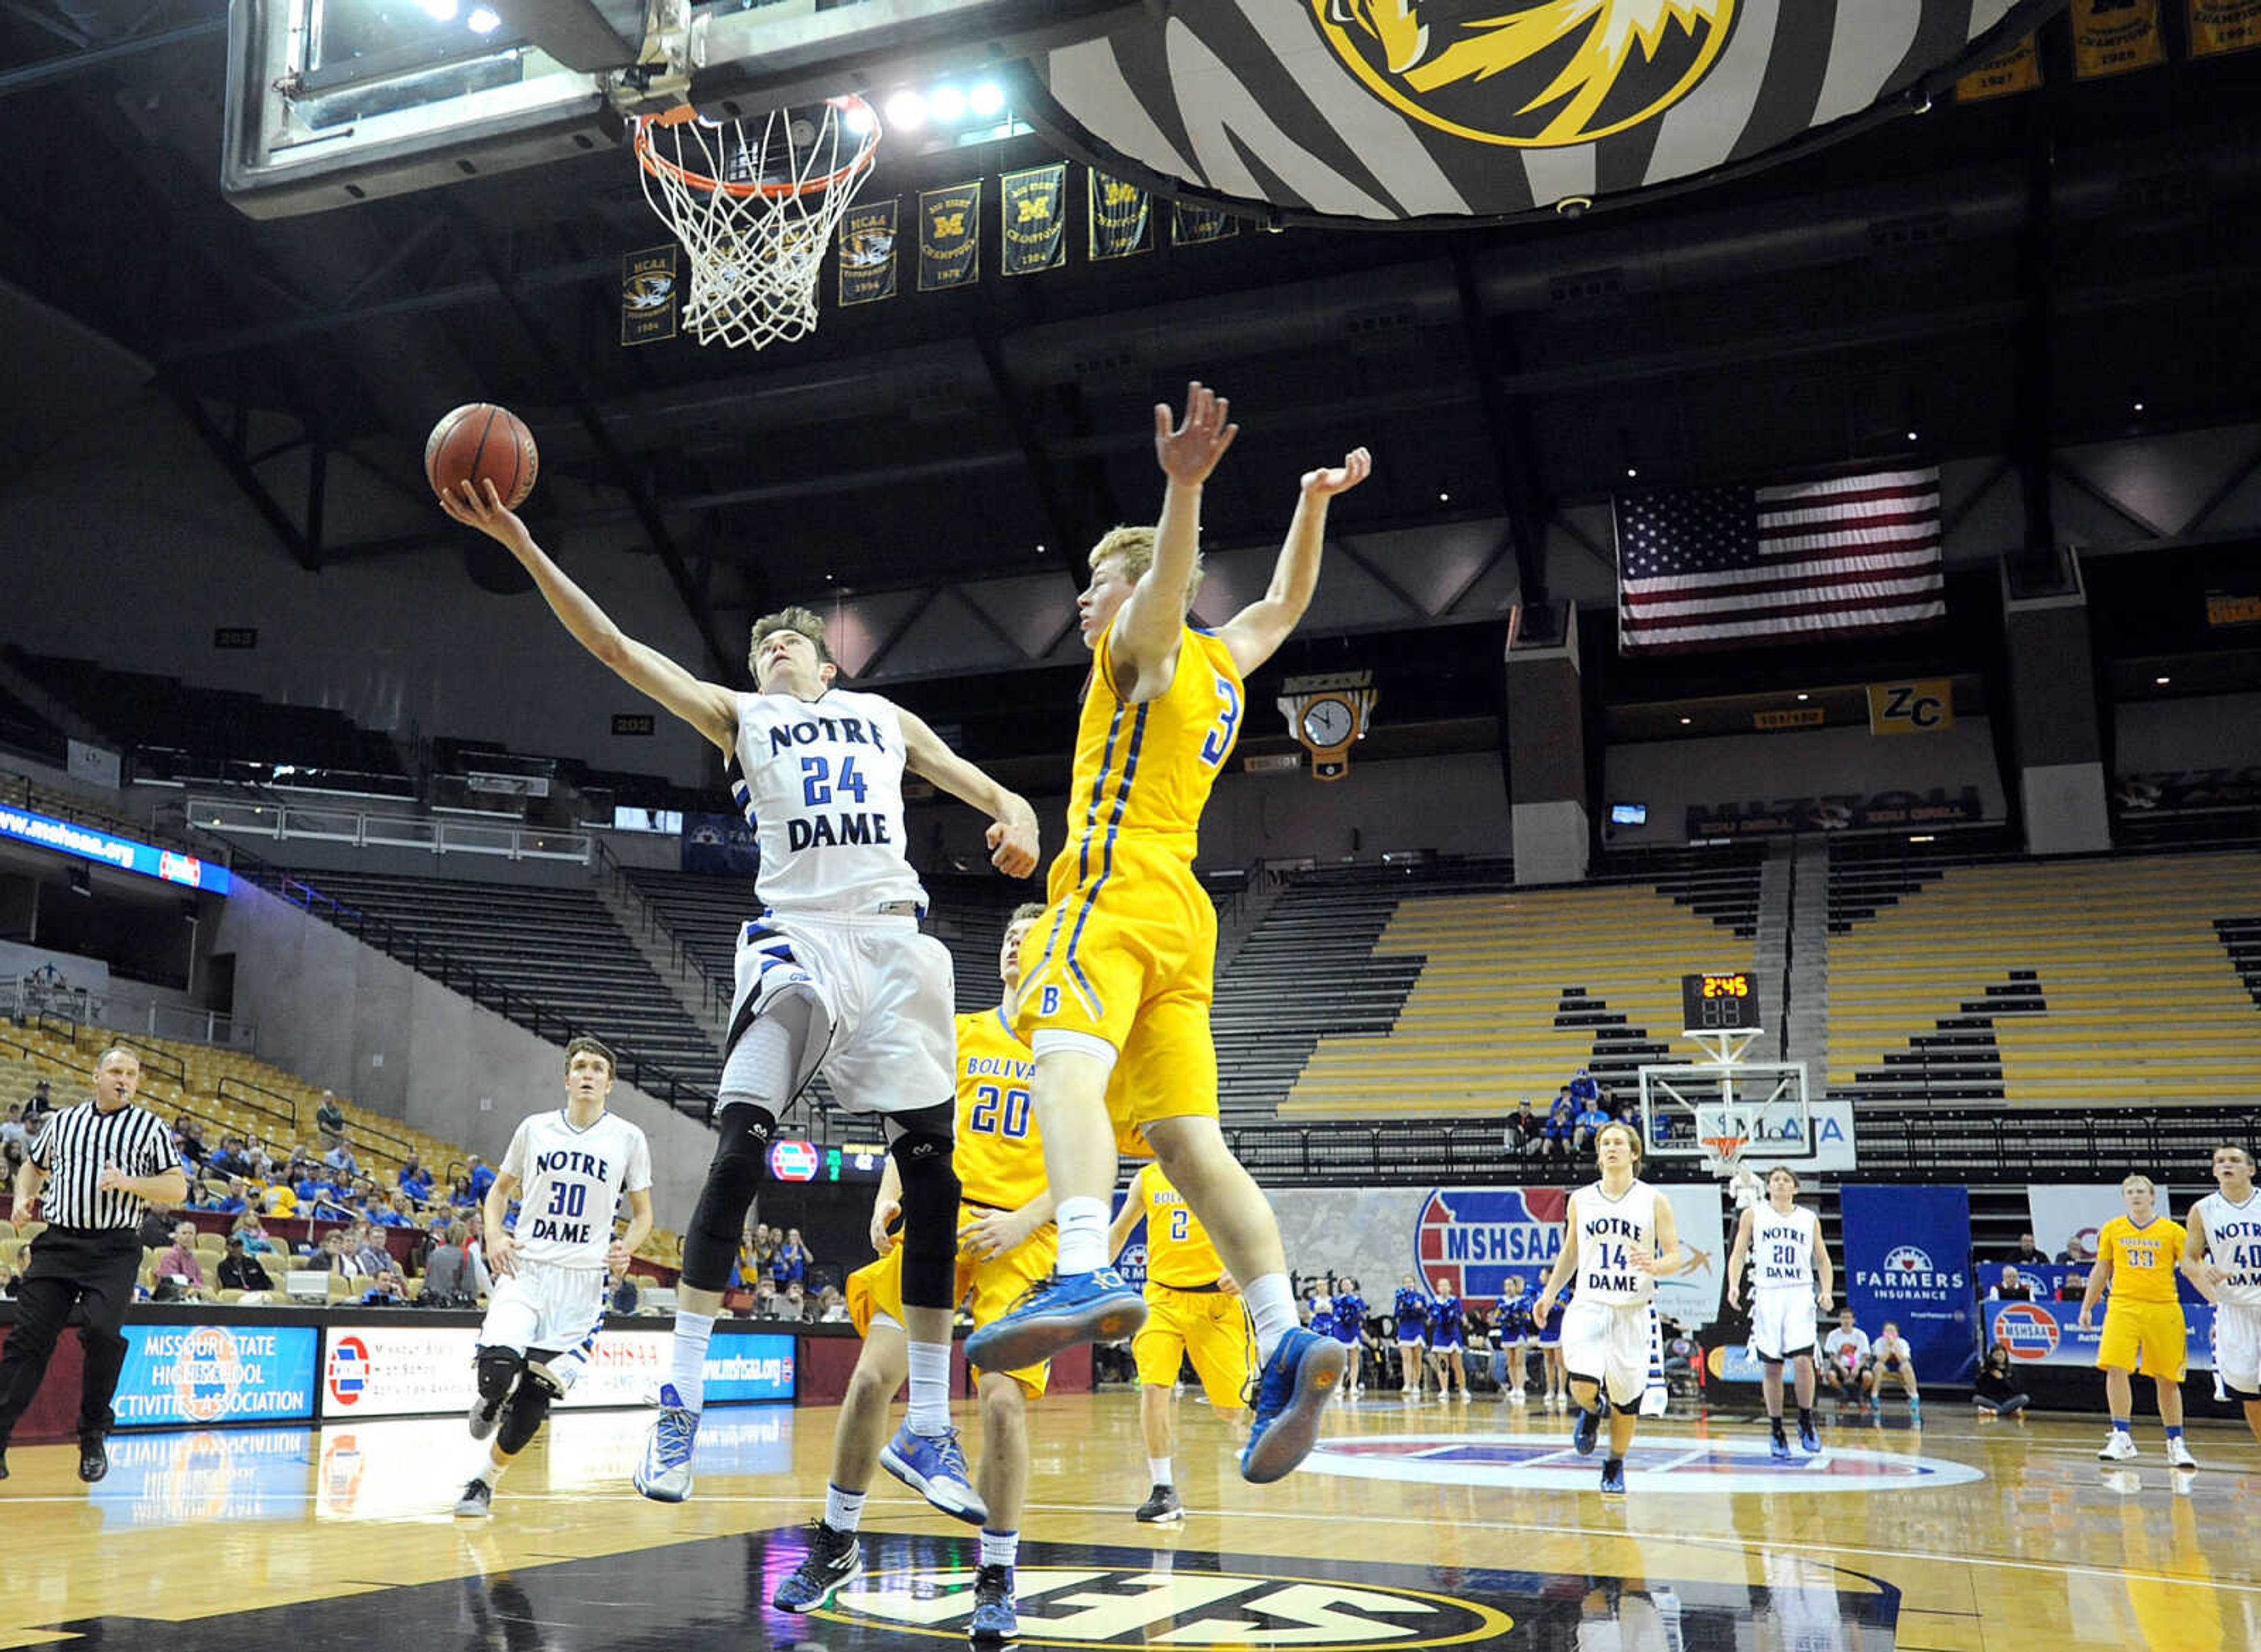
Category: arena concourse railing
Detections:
[{"x1": 1213, "y1": 1105, "x2": 2255, "y2": 1188}]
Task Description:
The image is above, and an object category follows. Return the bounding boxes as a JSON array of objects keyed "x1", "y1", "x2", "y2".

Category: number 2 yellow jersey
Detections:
[
  {"x1": 1135, "y1": 1160, "x2": 1225, "y2": 1289},
  {"x1": 2098, "y1": 1214, "x2": 2186, "y2": 1305},
  {"x1": 952, "y1": 1007, "x2": 1047, "y2": 1214}
]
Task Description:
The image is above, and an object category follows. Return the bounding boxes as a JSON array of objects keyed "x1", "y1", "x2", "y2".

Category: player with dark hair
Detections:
[
  {"x1": 456, "y1": 1037, "x2": 652, "y2": 1517},
  {"x1": 1726, "y1": 1165, "x2": 1833, "y2": 1458},
  {"x1": 442, "y1": 486, "x2": 1040, "y2": 1511}
]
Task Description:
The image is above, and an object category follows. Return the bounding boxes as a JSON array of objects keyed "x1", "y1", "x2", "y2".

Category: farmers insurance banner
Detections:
[
  {"x1": 1269, "y1": 1184, "x2": 1728, "y2": 1331},
  {"x1": 1842, "y1": 1184, "x2": 1977, "y2": 1382}
]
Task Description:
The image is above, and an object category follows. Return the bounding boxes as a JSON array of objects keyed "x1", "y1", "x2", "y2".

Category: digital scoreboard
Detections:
[{"x1": 1681, "y1": 971, "x2": 1760, "y2": 1033}]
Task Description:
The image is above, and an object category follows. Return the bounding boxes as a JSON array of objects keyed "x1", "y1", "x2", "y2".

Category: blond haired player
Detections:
[
  {"x1": 967, "y1": 384, "x2": 1371, "y2": 1488},
  {"x1": 1106, "y1": 1160, "x2": 1257, "y2": 1522},
  {"x1": 771, "y1": 904, "x2": 1053, "y2": 1644},
  {"x1": 2182, "y1": 1143, "x2": 2261, "y2": 1451},
  {"x1": 1534, "y1": 1122, "x2": 1682, "y2": 1496},
  {"x1": 2080, "y1": 1173, "x2": 2194, "y2": 1467}
]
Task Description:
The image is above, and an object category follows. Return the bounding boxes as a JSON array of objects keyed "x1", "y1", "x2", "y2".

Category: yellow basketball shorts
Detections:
[
  {"x1": 846, "y1": 1215, "x2": 1059, "y2": 1398},
  {"x1": 1133, "y1": 1281, "x2": 1257, "y2": 1412},
  {"x1": 1016, "y1": 844, "x2": 1219, "y2": 1149},
  {"x1": 2096, "y1": 1299, "x2": 2187, "y2": 1381}
]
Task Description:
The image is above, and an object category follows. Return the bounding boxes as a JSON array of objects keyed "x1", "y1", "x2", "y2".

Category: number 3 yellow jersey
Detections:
[
  {"x1": 952, "y1": 1008, "x2": 1047, "y2": 1213},
  {"x1": 1135, "y1": 1161, "x2": 1225, "y2": 1289},
  {"x1": 2098, "y1": 1214, "x2": 2186, "y2": 1305}
]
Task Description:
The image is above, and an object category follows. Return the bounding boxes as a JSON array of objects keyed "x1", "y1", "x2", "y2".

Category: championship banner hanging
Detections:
[
  {"x1": 1000, "y1": 164, "x2": 1067, "y2": 277},
  {"x1": 918, "y1": 181, "x2": 983, "y2": 291},
  {"x1": 2071, "y1": 0, "x2": 2164, "y2": 77},
  {"x1": 1278, "y1": 670, "x2": 1377, "y2": 781},
  {"x1": 1088, "y1": 170, "x2": 1152, "y2": 261},
  {"x1": 1171, "y1": 200, "x2": 1239, "y2": 247},
  {"x1": 2189, "y1": 0, "x2": 2261, "y2": 54},
  {"x1": 1956, "y1": 32, "x2": 2043, "y2": 99},
  {"x1": 619, "y1": 244, "x2": 678, "y2": 346},
  {"x1": 837, "y1": 197, "x2": 899, "y2": 307}
]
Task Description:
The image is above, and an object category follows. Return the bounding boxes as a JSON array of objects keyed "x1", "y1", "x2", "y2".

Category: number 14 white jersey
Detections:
[
  {"x1": 499, "y1": 1109, "x2": 652, "y2": 1270},
  {"x1": 1573, "y1": 1179, "x2": 1659, "y2": 1305}
]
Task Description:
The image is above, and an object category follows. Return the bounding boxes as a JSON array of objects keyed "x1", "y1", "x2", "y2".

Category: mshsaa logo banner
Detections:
[{"x1": 114, "y1": 1325, "x2": 319, "y2": 1426}]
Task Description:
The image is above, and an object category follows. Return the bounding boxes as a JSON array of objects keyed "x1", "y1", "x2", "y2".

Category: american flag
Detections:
[{"x1": 1615, "y1": 467, "x2": 1944, "y2": 653}]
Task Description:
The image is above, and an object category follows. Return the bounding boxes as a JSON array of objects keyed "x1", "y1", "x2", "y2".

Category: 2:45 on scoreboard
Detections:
[{"x1": 1680, "y1": 971, "x2": 1760, "y2": 1032}]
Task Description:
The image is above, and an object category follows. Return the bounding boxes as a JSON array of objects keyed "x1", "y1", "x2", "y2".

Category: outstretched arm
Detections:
[
  {"x1": 898, "y1": 708, "x2": 1040, "y2": 878},
  {"x1": 1218, "y1": 446, "x2": 1372, "y2": 678},
  {"x1": 442, "y1": 480, "x2": 738, "y2": 752},
  {"x1": 1108, "y1": 383, "x2": 1239, "y2": 686}
]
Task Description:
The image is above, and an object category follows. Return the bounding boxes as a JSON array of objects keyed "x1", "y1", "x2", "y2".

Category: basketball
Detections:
[{"x1": 425, "y1": 402, "x2": 539, "y2": 509}]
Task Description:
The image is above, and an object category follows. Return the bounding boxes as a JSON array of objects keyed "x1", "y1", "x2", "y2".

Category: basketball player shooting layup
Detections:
[
  {"x1": 1726, "y1": 1166, "x2": 1834, "y2": 1459},
  {"x1": 965, "y1": 384, "x2": 1371, "y2": 1487},
  {"x1": 1534, "y1": 1121, "x2": 1683, "y2": 1496},
  {"x1": 442, "y1": 479, "x2": 1040, "y2": 1512}
]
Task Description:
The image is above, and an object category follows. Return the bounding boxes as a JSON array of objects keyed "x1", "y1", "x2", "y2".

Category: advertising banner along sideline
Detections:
[
  {"x1": 1842, "y1": 1184, "x2": 1978, "y2": 1382},
  {"x1": 1987, "y1": 1300, "x2": 2216, "y2": 1371},
  {"x1": 320, "y1": 1325, "x2": 795, "y2": 1420}
]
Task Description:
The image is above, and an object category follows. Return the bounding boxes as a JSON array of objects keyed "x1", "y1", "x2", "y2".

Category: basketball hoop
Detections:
[
  {"x1": 631, "y1": 98, "x2": 880, "y2": 350},
  {"x1": 1701, "y1": 1133, "x2": 1749, "y2": 1176}
]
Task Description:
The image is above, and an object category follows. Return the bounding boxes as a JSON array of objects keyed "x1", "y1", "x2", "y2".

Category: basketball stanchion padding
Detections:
[
  {"x1": 425, "y1": 403, "x2": 540, "y2": 507},
  {"x1": 632, "y1": 97, "x2": 880, "y2": 350}
]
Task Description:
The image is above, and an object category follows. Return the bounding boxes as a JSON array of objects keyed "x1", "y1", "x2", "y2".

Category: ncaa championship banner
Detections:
[
  {"x1": 1987, "y1": 1300, "x2": 2215, "y2": 1370},
  {"x1": 321, "y1": 1325, "x2": 795, "y2": 1419},
  {"x1": 112, "y1": 1325, "x2": 320, "y2": 1427},
  {"x1": 1842, "y1": 1184, "x2": 1977, "y2": 1382},
  {"x1": 1271, "y1": 1184, "x2": 1727, "y2": 1331}
]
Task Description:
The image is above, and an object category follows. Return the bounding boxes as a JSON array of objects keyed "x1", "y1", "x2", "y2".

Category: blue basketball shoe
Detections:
[
  {"x1": 879, "y1": 1423, "x2": 988, "y2": 1525},
  {"x1": 964, "y1": 1268, "x2": 1146, "y2": 1372},
  {"x1": 1240, "y1": 1327, "x2": 1349, "y2": 1484},
  {"x1": 632, "y1": 1384, "x2": 699, "y2": 1503}
]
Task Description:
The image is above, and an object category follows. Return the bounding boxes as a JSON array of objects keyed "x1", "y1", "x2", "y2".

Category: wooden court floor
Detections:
[{"x1": 3, "y1": 1388, "x2": 2256, "y2": 1651}]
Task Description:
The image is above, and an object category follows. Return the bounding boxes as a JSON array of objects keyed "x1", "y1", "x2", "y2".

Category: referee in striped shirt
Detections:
[{"x1": 0, "y1": 1047, "x2": 183, "y2": 1484}]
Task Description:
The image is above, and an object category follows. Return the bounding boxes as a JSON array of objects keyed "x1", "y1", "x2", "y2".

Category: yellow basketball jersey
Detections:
[
  {"x1": 1135, "y1": 1161, "x2": 1224, "y2": 1288},
  {"x1": 2100, "y1": 1214, "x2": 2186, "y2": 1304},
  {"x1": 952, "y1": 1008, "x2": 1046, "y2": 1213},
  {"x1": 1046, "y1": 622, "x2": 1242, "y2": 893}
]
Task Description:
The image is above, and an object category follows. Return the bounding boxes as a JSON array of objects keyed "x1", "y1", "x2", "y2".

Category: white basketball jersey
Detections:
[
  {"x1": 1752, "y1": 1203, "x2": 1819, "y2": 1293},
  {"x1": 1574, "y1": 1179, "x2": 1659, "y2": 1305},
  {"x1": 2194, "y1": 1190, "x2": 2261, "y2": 1308},
  {"x1": 732, "y1": 688, "x2": 926, "y2": 916},
  {"x1": 499, "y1": 1110, "x2": 652, "y2": 1270}
]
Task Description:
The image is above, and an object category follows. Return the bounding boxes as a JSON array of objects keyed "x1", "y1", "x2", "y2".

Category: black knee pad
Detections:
[
  {"x1": 476, "y1": 1346, "x2": 526, "y2": 1406},
  {"x1": 890, "y1": 1124, "x2": 961, "y2": 1311},
  {"x1": 496, "y1": 1379, "x2": 553, "y2": 1455},
  {"x1": 682, "y1": 1102, "x2": 777, "y2": 1293}
]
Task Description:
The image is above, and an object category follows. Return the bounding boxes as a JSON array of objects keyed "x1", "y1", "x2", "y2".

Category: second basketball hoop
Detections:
[{"x1": 632, "y1": 97, "x2": 880, "y2": 350}]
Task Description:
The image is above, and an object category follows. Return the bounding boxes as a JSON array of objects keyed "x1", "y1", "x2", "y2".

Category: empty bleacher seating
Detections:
[
  {"x1": 287, "y1": 870, "x2": 718, "y2": 1106},
  {"x1": 8, "y1": 646, "x2": 404, "y2": 784},
  {"x1": 1828, "y1": 848, "x2": 2261, "y2": 1106},
  {"x1": 0, "y1": 681, "x2": 64, "y2": 765}
]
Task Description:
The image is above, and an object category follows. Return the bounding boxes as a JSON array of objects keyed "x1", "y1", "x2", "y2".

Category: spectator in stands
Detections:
[
  {"x1": 322, "y1": 1138, "x2": 359, "y2": 1179},
  {"x1": 398, "y1": 1155, "x2": 433, "y2": 1205},
  {"x1": 772, "y1": 1228, "x2": 811, "y2": 1288},
  {"x1": 1, "y1": 1104, "x2": 29, "y2": 1156},
  {"x1": 2, "y1": 1137, "x2": 23, "y2": 1185},
  {"x1": 1971, "y1": 1345, "x2": 2029, "y2": 1420},
  {"x1": 314, "y1": 1091, "x2": 346, "y2": 1143},
  {"x1": 350, "y1": 1223, "x2": 394, "y2": 1279},
  {"x1": 218, "y1": 1236, "x2": 274, "y2": 1295},
  {"x1": 781, "y1": 1281, "x2": 813, "y2": 1321},
  {"x1": 1821, "y1": 1308, "x2": 1871, "y2": 1401},
  {"x1": 207, "y1": 1136, "x2": 251, "y2": 1180},
  {"x1": 155, "y1": 1223, "x2": 211, "y2": 1300},
  {"x1": 610, "y1": 1266, "x2": 641, "y2": 1316},
  {"x1": 815, "y1": 1285, "x2": 849, "y2": 1323},
  {"x1": 24, "y1": 1079, "x2": 52, "y2": 1124},
  {"x1": 467, "y1": 1155, "x2": 496, "y2": 1203},
  {"x1": 446, "y1": 1173, "x2": 477, "y2": 1210},
  {"x1": 359, "y1": 1260, "x2": 409, "y2": 1305},
  {"x1": 231, "y1": 1214, "x2": 279, "y2": 1255},
  {"x1": 423, "y1": 1223, "x2": 474, "y2": 1306},
  {"x1": 373, "y1": 1192, "x2": 416, "y2": 1229},
  {"x1": 193, "y1": 1176, "x2": 249, "y2": 1216},
  {"x1": 1504, "y1": 1100, "x2": 1540, "y2": 1159},
  {"x1": 1569, "y1": 1067, "x2": 1601, "y2": 1112},
  {"x1": 1572, "y1": 1096, "x2": 1611, "y2": 1155},
  {"x1": 137, "y1": 1203, "x2": 176, "y2": 1250},
  {"x1": 173, "y1": 1115, "x2": 209, "y2": 1171},
  {"x1": 1989, "y1": 1265, "x2": 2035, "y2": 1303},
  {"x1": 258, "y1": 1177, "x2": 297, "y2": 1219},
  {"x1": 744, "y1": 1220, "x2": 779, "y2": 1280},
  {"x1": 2056, "y1": 1236, "x2": 2094, "y2": 1266},
  {"x1": 296, "y1": 1169, "x2": 350, "y2": 1221},
  {"x1": 2007, "y1": 1231, "x2": 2048, "y2": 1268},
  {"x1": 752, "y1": 1278, "x2": 784, "y2": 1319},
  {"x1": 316, "y1": 1229, "x2": 353, "y2": 1275},
  {"x1": 1542, "y1": 1092, "x2": 1576, "y2": 1161}
]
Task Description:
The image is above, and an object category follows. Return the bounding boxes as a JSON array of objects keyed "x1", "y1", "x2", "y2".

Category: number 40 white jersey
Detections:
[{"x1": 500, "y1": 1109, "x2": 652, "y2": 1270}]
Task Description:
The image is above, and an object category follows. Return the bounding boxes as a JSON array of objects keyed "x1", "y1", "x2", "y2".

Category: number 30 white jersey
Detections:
[
  {"x1": 1573, "y1": 1180, "x2": 1659, "y2": 1305},
  {"x1": 732, "y1": 689, "x2": 925, "y2": 916},
  {"x1": 499, "y1": 1110, "x2": 652, "y2": 1270}
]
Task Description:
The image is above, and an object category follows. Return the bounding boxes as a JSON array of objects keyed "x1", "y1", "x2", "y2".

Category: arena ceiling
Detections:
[{"x1": 0, "y1": 1, "x2": 2256, "y2": 695}]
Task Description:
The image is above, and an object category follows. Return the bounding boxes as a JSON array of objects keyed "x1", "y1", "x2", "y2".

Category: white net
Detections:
[{"x1": 633, "y1": 99, "x2": 878, "y2": 350}]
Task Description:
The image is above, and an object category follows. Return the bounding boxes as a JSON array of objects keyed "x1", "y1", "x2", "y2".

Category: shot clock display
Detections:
[{"x1": 1681, "y1": 971, "x2": 1760, "y2": 1033}]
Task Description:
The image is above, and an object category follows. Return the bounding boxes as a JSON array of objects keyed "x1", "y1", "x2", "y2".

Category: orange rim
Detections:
[{"x1": 633, "y1": 96, "x2": 878, "y2": 201}]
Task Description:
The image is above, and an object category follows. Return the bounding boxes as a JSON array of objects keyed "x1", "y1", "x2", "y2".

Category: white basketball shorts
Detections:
[
  {"x1": 2214, "y1": 1301, "x2": 2261, "y2": 1401},
  {"x1": 732, "y1": 911, "x2": 954, "y2": 1116},
  {"x1": 1749, "y1": 1289, "x2": 1819, "y2": 1364},
  {"x1": 1561, "y1": 1296, "x2": 1653, "y2": 1409},
  {"x1": 479, "y1": 1261, "x2": 607, "y2": 1358}
]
